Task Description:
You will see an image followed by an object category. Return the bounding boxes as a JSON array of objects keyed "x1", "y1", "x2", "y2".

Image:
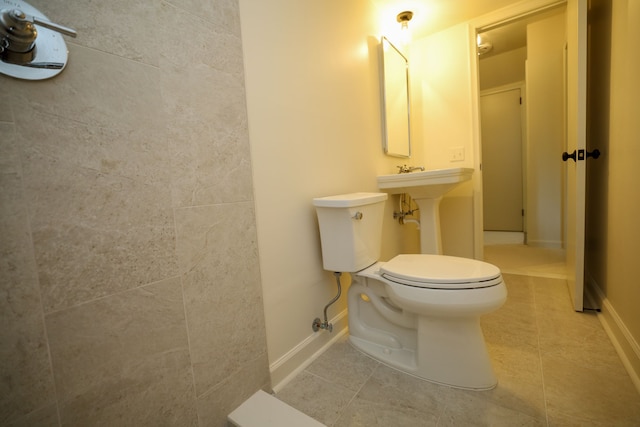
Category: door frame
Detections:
[
  {"x1": 469, "y1": 0, "x2": 568, "y2": 261},
  {"x1": 480, "y1": 82, "x2": 528, "y2": 240}
]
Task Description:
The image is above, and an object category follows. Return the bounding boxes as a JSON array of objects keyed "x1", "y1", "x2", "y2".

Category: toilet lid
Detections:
[{"x1": 380, "y1": 254, "x2": 502, "y2": 290}]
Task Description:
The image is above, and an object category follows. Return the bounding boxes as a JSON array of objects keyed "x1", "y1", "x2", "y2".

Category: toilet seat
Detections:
[{"x1": 380, "y1": 254, "x2": 502, "y2": 290}]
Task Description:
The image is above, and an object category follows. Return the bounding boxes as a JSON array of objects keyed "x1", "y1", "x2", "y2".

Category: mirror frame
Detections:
[{"x1": 380, "y1": 36, "x2": 411, "y2": 158}]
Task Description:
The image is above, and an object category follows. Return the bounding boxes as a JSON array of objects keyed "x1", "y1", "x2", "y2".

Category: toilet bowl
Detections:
[
  {"x1": 350, "y1": 254, "x2": 506, "y2": 390},
  {"x1": 313, "y1": 192, "x2": 507, "y2": 390}
]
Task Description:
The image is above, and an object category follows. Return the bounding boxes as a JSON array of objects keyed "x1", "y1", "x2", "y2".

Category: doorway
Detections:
[{"x1": 477, "y1": 4, "x2": 568, "y2": 277}]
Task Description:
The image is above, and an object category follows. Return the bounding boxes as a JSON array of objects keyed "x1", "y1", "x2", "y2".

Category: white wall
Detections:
[
  {"x1": 239, "y1": 0, "x2": 419, "y2": 387},
  {"x1": 413, "y1": 25, "x2": 476, "y2": 172},
  {"x1": 587, "y1": 0, "x2": 640, "y2": 388},
  {"x1": 479, "y1": 47, "x2": 527, "y2": 91},
  {"x1": 412, "y1": 24, "x2": 478, "y2": 258},
  {"x1": 605, "y1": 0, "x2": 640, "y2": 385}
]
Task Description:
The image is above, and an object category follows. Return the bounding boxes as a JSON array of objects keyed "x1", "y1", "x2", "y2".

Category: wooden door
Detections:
[
  {"x1": 481, "y1": 88, "x2": 524, "y2": 232},
  {"x1": 564, "y1": 0, "x2": 588, "y2": 311}
]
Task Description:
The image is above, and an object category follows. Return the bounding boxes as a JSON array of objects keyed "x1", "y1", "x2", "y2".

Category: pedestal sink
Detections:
[{"x1": 377, "y1": 167, "x2": 474, "y2": 255}]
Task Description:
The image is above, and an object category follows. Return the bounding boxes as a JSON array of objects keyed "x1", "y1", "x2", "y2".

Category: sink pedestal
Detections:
[
  {"x1": 377, "y1": 167, "x2": 474, "y2": 255},
  {"x1": 415, "y1": 196, "x2": 444, "y2": 254}
]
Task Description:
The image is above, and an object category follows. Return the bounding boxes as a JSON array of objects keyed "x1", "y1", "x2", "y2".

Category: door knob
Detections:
[
  {"x1": 586, "y1": 149, "x2": 601, "y2": 159},
  {"x1": 562, "y1": 149, "x2": 600, "y2": 162},
  {"x1": 562, "y1": 150, "x2": 576, "y2": 162}
]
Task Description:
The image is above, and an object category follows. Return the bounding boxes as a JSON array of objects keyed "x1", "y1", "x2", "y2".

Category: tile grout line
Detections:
[
  {"x1": 329, "y1": 362, "x2": 382, "y2": 427},
  {"x1": 530, "y1": 275, "x2": 551, "y2": 427},
  {"x1": 291, "y1": 368, "x2": 363, "y2": 426},
  {"x1": 172, "y1": 203, "x2": 201, "y2": 425},
  {"x1": 18, "y1": 119, "x2": 63, "y2": 427}
]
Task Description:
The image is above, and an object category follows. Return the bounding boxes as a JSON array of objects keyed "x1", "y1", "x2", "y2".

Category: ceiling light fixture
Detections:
[
  {"x1": 396, "y1": 11, "x2": 413, "y2": 45},
  {"x1": 397, "y1": 11, "x2": 413, "y2": 30}
]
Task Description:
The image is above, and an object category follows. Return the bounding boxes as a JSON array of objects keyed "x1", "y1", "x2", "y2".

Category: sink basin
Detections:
[{"x1": 377, "y1": 167, "x2": 474, "y2": 199}]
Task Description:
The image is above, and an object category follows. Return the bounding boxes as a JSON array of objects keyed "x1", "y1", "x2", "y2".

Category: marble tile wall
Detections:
[{"x1": 0, "y1": 0, "x2": 270, "y2": 425}]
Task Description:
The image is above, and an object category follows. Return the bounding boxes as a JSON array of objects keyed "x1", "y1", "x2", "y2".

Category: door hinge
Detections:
[
  {"x1": 522, "y1": 209, "x2": 525, "y2": 216},
  {"x1": 519, "y1": 97, "x2": 522, "y2": 104}
]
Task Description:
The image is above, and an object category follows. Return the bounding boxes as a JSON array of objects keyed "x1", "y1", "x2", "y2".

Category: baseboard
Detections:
[
  {"x1": 269, "y1": 310, "x2": 348, "y2": 393},
  {"x1": 585, "y1": 274, "x2": 640, "y2": 394},
  {"x1": 526, "y1": 239, "x2": 562, "y2": 249},
  {"x1": 483, "y1": 231, "x2": 525, "y2": 245}
]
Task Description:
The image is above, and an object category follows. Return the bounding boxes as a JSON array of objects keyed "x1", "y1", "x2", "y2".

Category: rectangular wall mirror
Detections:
[{"x1": 380, "y1": 36, "x2": 411, "y2": 158}]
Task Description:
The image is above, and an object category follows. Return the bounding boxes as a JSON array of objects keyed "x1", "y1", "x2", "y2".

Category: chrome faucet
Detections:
[{"x1": 397, "y1": 165, "x2": 425, "y2": 174}]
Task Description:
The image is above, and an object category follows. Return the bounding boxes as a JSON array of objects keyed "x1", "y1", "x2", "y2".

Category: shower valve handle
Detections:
[
  {"x1": 32, "y1": 15, "x2": 76, "y2": 37},
  {"x1": 7, "y1": 8, "x2": 77, "y2": 38}
]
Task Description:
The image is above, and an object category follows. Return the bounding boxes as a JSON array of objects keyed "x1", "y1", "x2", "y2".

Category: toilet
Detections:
[{"x1": 313, "y1": 192, "x2": 507, "y2": 390}]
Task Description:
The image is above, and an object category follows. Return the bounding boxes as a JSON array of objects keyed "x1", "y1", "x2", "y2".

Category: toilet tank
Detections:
[{"x1": 312, "y1": 192, "x2": 388, "y2": 273}]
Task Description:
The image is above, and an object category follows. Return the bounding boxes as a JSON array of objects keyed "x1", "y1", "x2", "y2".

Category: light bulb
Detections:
[{"x1": 396, "y1": 11, "x2": 413, "y2": 45}]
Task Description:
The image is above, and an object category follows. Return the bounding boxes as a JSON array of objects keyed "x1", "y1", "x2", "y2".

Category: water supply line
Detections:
[
  {"x1": 312, "y1": 272, "x2": 342, "y2": 333},
  {"x1": 393, "y1": 193, "x2": 420, "y2": 226}
]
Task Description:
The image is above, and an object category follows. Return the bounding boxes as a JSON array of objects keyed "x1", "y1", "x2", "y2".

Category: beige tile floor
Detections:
[
  {"x1": 275, "y1": 246, "x2": 640, "y2": 426},
  {"x1": 484, "y1": 244, "x2": 567, "y2": 279}
]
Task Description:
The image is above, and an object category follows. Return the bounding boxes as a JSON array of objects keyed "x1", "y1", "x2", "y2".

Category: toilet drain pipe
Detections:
[{"x1": 312, "y1": 272, "x2": 342, "y2": 332}]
